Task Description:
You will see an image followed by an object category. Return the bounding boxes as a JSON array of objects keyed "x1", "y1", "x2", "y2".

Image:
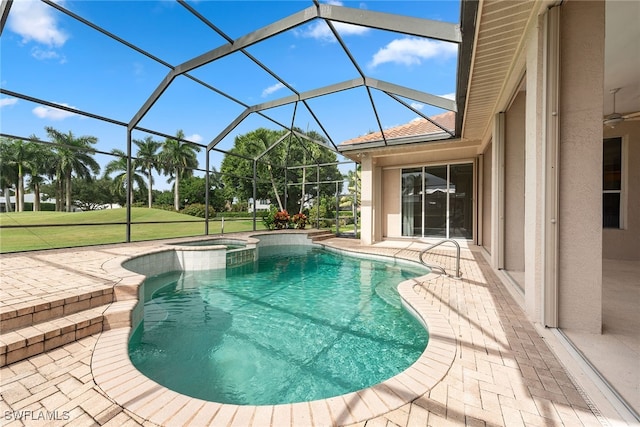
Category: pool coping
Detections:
[{"x1": 91, "y1": 233, "x2": 457, "y2": 426}]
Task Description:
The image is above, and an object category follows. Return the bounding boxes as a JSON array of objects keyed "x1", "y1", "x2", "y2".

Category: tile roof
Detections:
[{"x1": 340, "y1": 111, "x2": 455, "y2": 146}]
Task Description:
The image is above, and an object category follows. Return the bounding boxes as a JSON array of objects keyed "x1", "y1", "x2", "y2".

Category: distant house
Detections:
[
  {"x1": 0, "y1": 192, "x2": 58, "y2": 212},
  {"x1": 248, "y1": 198, "x2": 271, "y2": 213}
]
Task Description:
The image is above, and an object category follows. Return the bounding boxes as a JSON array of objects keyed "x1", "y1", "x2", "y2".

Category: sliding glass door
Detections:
[
  {"x1": 424, "y1": 166, "x2": 448, "y2": 237},
  {"x1": 401, "y1": 163, "x2": 473, "y2": 239},
  {"x1": 401, "y1": 168, "x2": 422, "y2": 236}
]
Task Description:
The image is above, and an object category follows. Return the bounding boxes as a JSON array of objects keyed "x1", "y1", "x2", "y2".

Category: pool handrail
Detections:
[{"x1": 418, "y1": 239, "x2": 462, "y2": 279}]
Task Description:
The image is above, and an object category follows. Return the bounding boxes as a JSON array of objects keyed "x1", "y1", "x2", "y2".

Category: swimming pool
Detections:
[{"x1": 128, "y1": 245, "x2": 429, "y2": 405}]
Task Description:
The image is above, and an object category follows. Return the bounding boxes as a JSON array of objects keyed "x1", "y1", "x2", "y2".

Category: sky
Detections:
[{"x1": 0, "y1": 0, "x2": 461, "y2": 191}]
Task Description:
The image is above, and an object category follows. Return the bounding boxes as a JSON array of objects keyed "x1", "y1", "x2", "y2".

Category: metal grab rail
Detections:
[{"x1": 418, "y1": 239, "x2": 462, "y2": 279}]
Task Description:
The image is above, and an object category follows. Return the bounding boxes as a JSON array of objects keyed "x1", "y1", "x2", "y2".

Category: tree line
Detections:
[
  {"x1": 0, "y1": 128, "x2": 200, "y2": 213},
  {"x1": 1, "y1": 126, "x2": 352, "y2": 215}
]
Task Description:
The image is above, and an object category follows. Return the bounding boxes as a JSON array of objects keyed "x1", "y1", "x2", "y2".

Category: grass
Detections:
[{"x1": 0, "y1": 208, "x2": 266, "y2": 253}]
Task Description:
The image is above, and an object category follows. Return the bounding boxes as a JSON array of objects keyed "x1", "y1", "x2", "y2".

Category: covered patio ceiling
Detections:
[{"x1": 0, "y1": 0, "x2": 477, "y2": 161}]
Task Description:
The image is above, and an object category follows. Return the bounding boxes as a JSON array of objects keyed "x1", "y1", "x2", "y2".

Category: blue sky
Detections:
[{"x1": 1, "y1": 0, "x2": 460, "y2": 190}]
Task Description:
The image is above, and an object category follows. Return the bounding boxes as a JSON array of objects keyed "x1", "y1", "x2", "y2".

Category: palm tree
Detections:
[
  {"x1": 1, "y1": 138, "x2": 30, "y2": 211},
  {"x1": 45, "y1": 127, "x2": 100, "y2": 212},
  {"x1": 134, "y1": 136, "x2": 161, "y2": 208},
  {"x1": 0, "y1": 139, "x2": 17, "y2": 212},
  {"x1": 103, "y1": 149, "x2": 147, "y2": 206},
  {"x1": 160, "y1": 130, "x2": 200, "y2": 211},
  {"x1": 24, "y1": 139, "x2": 55, "y2": 211}
]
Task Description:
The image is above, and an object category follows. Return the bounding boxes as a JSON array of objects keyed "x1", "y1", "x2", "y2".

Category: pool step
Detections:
[
  {"x1": 0, "y1": 287, "x2": 113, "y2": 332},
  {"x1": 0, "y1": 285, "x2": 131, "y2": 367},
  {"x1": 0, "y1": 305, "x2": 109, "y2": 367},
  {"x1": 308, "y1": 230, "x2": 337, "y2": 242}
]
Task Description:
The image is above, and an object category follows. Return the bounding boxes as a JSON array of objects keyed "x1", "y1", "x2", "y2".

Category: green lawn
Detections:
[{"x1": 0, "y1": 208, "x2": 265, "y2": 253}]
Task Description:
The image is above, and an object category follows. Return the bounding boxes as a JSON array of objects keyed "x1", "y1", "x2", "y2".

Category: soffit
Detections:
[{"x1": 462, "y1": 0, "x2": 539, "y2": 142}]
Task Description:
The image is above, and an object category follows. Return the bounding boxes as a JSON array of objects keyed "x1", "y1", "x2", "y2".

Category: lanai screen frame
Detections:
[{"x1": 0, "y1": 0, "x2": 475, "y2": 246}]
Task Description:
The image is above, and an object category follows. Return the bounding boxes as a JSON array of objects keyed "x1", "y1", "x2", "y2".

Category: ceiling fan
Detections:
[{"x1": 604, "y1": 88, "x2": 640, "y2": 128}]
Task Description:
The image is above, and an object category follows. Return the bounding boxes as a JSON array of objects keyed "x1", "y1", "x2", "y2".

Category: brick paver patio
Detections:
[{"x1": 0, "y1": 235, "x2": 603, "y2": 426}]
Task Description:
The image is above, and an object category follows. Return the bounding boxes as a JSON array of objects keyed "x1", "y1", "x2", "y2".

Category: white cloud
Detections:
[
  {"x1": 261, "y1": 82, "x2": 285, "y2": 98},
  {"x1": 8, "y1": 0, "x2": 69, "y2": 47},
  {"x1": 439, "y1": 92, "x2": 456, "y2": 100},
  {"x1": 31, "y1": 46, "x2": 66, "y2": 63},
  {"x1": 297, "y1": 20, "x2": 369, "y2": 42},
  {"x1": 296, "y1": 1, "x2": 369, "y2": 42},
  {"x1": 410, "y1": 102, "x2": 424, "y2": 111},
  {"x1": 32, "y1": 103, "x2": 78, "y2": 120},
  {"x1": 370, "y1": 38, "x2": 457, "y2": 68},
  {"x1": 186, "y1": 134, "x2": 203, "y2": 144},
  {"x1": 0, "y1": 98, "x2": 18, "y2": 108}
]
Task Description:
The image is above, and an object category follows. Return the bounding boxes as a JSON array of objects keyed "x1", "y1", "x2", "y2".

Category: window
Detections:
[{"x1": 603, "y1": 137, "x2": 622, "y2": 228}]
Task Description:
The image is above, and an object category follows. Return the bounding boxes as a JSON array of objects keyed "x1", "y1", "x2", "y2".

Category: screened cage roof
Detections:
[{"x1": 0, "y1": 0, "x2": 475, "y2": 168}]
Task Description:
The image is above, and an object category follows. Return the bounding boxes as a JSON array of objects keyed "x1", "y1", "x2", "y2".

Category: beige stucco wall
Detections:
[
  {"x1": 557, "y1": 0, "x2": 604, "y2": 332},
  {"x1": 382, "y1": 169, "x2": 401, "y2": 238},
  {"x1": 374, "y1": 143, "x2": 478, "y2": 168},
  {"x1": 360, "y1": 156, "x2": 374, "y2": 245},
  {"x1": 504, "y1": 92, "x2": 526, "y2": 272},
  {"x1": 602, "y1": 120, "x2": 640, "y2": 260}
]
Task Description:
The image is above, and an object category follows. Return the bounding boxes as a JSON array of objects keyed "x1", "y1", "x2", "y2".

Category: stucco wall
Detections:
[
  {"x1": 558, "y1": 0, "x2": 604, "y2": 332},
  {"x1": 374, "y1": 144, "x2": 477, "y2": 168},
  {"x1": 504, "y1": 91, "x2": 526, "y2": 272},
  {"x1": 382, "y1": 169, "x2": 401, "y2": 238},
  {"x1": 602, "y1": 120, "x2": 640, "y2": 260},
  {"x1": 360, "y1": 157, "x2": 374, "y2": 245}
]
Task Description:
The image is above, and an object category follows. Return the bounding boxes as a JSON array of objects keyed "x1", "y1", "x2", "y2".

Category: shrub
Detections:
[
  {"x1": 292, "y1": 213, "x2": 308, "y2": 229},
  {"x1": 274, "y1": 209, "x2": 290, "y2": 229},
  {"x1": 181, "y1": 203, "x2": 215, "y2": 218},
  {"x1": 262, "y1": 206, "x2": 277, "y2": 230},
  {"x1": 215, "y1": 212, "x2": 253, "y2": 219}
]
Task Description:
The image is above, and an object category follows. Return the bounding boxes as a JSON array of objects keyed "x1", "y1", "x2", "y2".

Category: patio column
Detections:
[
  {"x1": 523, "y1": 9, "x2": 551, "y2": 325},
  {"x1": 360, "y1": 155, "x2": 375, "y2": 245},
  {"x1": 556, "y1": 0, "x2": 604, "y2": 333}
]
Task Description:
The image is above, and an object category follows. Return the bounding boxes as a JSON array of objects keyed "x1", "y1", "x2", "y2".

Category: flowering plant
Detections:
[
  {"x1": 274, "y1": 209, "x2": 290, "y2": 229},
  {"x1": 292, "y1": 213, "x2": 308, "y2": 229}
]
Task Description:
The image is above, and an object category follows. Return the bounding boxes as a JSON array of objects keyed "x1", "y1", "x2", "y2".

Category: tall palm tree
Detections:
[
  {"x1": 45, "y1": 127, "x2": 100, "y2": 212},
  {"x1": 160, "y1": 130, "x2": 200, "y2": 211},
  {"x1": 103, "y1": 149, "x2": 147, "y2": 206},
  {"x1": 24, "y1": 139, "x2": 55, "y2": 211},
  {"x1": 0, "y1": 139, "x2": 17, "y2": 212},
  {"x1": 1, "y1": 138, "x2": 30, "y2": 212},
  {"x1": 134, "y1": 136, "x2": 161, "y2": 208}
]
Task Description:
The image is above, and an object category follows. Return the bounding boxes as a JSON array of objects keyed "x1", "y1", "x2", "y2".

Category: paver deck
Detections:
[{"x1": 0, "y1": 233, "x2": 605, "y2": 426}]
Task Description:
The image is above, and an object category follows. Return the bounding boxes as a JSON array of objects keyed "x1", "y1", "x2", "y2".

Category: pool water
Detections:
[{"x1": 129, "y1": 246, "x2": 429, "y2": 405}]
